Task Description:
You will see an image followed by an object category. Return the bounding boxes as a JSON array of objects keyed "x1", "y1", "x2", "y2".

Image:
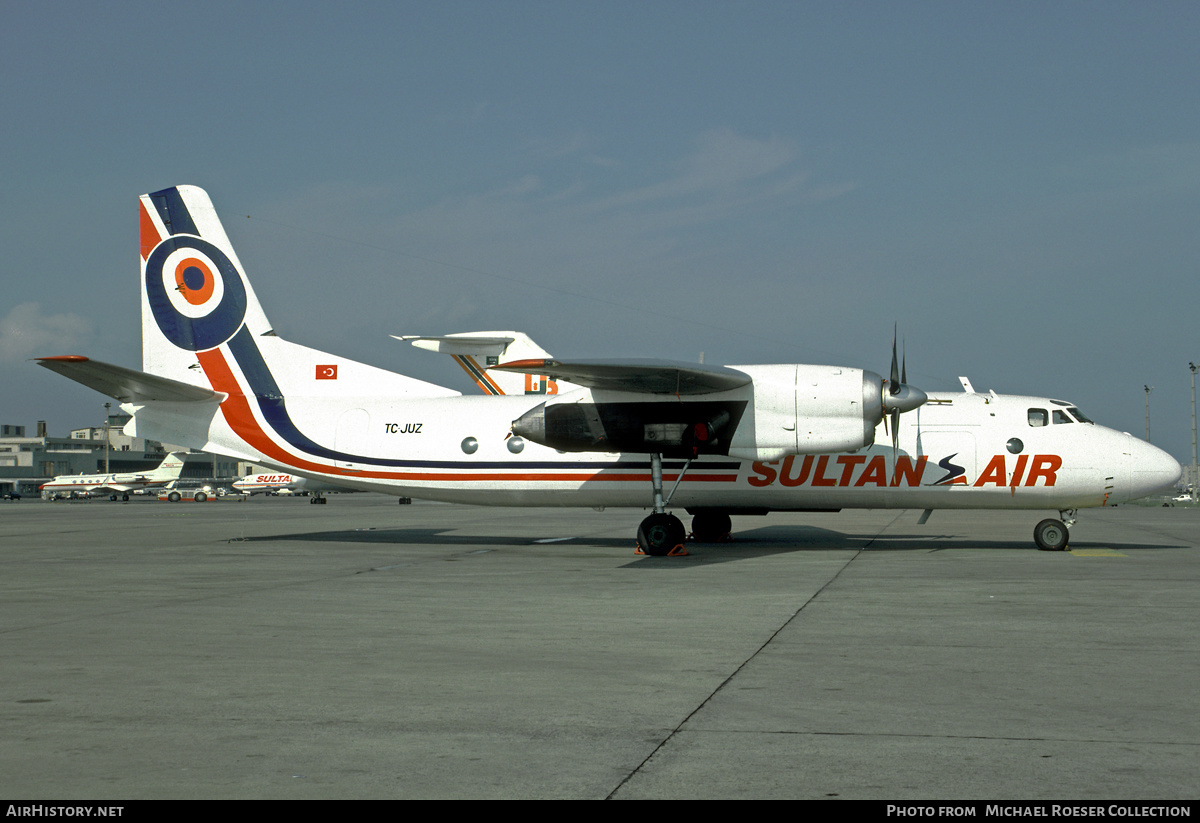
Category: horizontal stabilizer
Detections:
[
  {"x1": 394, "y1": 334, "x2": 516, "y2": 357},
  {"x1": 491, "y1": 358, "x2": 752, "y2": 395},
  {"x1": 35, "y1": 356, "x2": 224, "y2": 403}
]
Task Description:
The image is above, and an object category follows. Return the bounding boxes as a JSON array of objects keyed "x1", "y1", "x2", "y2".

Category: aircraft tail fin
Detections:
[
  {"x1": 139, "y1": 186, "x2": 279, "y2": 388},
  {"x1": 150, "y1": 451, "x2": 188, "y2": 481},
  {"x1": 134, "y1": 185, "x2": 457, "y2": 467}
]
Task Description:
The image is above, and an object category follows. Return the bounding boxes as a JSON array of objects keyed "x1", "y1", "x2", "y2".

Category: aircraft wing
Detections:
[
  {"x1": 490, "y1": 358, "x2": 752, "y2": 395},
  {"x1": 35, "y1": 356, "x2": 224, "y2": 403}
]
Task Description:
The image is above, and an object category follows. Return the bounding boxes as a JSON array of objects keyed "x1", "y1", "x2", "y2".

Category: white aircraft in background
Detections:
[
  {"x1": 37, "y1": 185, "x2": 1181, "y2": 554},
  {"x1": 40, "y1": 452, "x2": 187, "y2": 501},
  {"x1": 232, "y1": 471, "x2": 358, "y2": 503}
]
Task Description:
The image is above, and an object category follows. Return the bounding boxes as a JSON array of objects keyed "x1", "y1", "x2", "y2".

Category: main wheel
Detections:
[
  {"x1": 637, "y1": 513, "x2": 686, "y2": 556},
  {"x1": 1034, "y1": 518, "x2": 1069, "y2": 551},
  {"x1": 691, "y1": 511, "x2": 732, "y2": 543}
]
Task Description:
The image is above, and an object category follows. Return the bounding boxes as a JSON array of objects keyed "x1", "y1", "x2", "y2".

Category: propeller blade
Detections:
[
  {"x1": 881, "y1": 328, "x2": 927, "y2": 415},
  {"x1": 890, "y1": 408, "x2": 900, "y2": 463},
  {"x1": 889, "y1": 325, "x2": 900, "y2": 396}
]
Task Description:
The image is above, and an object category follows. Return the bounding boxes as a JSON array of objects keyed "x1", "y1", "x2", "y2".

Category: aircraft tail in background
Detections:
[{"x1": 396, "y1": 331, "x2": 574, "y2": 396}]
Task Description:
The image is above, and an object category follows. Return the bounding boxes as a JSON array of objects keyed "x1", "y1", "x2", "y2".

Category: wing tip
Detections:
[{"x1": 492, "y1": 358, "x2": 555, "y2": 371}]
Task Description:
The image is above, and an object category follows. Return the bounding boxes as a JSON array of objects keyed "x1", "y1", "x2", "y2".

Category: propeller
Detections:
[{"x1": 881, "y1": 326, "x2": 927, "y2": 460}]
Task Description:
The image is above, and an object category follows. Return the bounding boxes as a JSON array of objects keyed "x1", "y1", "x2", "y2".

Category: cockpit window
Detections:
[
  {"x1": 1052, "y1": 410, "x2": 1074, "y2": 425},
  {"x1": 1067, "y1": 407, "x2": 1093, "y2": 424},
  {"x1": 1028, "y1": 409, "x2": 1048, "y2": 427}
]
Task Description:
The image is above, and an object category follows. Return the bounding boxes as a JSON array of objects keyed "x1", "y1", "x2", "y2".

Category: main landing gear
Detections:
[
  {"x1": 690, "y1": 511, "x2": 733, "y2": 543},
  {"x1": 309, "y1": 493, "x2": 327, "y2": 504},
  {"x1": 1033, "y1": 509, "x2": 1076, "y2": 551},
  {"x1": 635, "y1": 454, "x2": 689, "y2": 556},
  {"x1": 635, "y1": 454, "x2": 738, "y2": 555}
]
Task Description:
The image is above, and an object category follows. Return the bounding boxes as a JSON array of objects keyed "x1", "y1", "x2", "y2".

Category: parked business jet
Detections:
[
  {"x1": 37, "y1": 186, "x2": 1180, "y2": 553},
  {"x1": 40, "y1": 452, "x2": 187, "y2": 500}
]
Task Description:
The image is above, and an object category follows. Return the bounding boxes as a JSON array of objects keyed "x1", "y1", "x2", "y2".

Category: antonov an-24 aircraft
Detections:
[{"x1": 37, "y1": 185, "x2": 1180, "y2": 554}]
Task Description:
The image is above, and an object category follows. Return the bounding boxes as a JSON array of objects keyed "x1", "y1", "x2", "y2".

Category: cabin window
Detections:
[{"x1": 1028, "y1": 409, "x2": 1048, "y2": 427}]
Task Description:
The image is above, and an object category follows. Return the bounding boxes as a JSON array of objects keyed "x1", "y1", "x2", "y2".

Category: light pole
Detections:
[
  {"x1": 1144, "y1": 385, "x2": 1153, "y2": 443},
  {"x1": 1191, "y1": 363, "x2": 1198, "y2": 500},
  {"x1": 103, "y1": 402, "x2": 111, "y2": 475}
]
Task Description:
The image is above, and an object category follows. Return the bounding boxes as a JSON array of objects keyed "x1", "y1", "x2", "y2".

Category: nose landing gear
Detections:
[{"x1": 1034, "y1": 509, "x2": 1076, "y2": 551}]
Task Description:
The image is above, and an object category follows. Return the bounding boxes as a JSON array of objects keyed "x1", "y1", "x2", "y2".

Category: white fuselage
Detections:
[
  {"x1": 188, "y1": 388, "x2": 1176, "y2": 513},
  {"x1": 232, "y1": 473, "x2": 350, "y2": 495},
  {"x1": 41, "y1": 472, "x2": 164, "y2": 494}
]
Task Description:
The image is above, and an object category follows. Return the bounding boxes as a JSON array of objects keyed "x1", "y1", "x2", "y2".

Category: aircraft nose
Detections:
[{"x1": 1128, "y1": 438, "x2": 1182, "y2": 499}]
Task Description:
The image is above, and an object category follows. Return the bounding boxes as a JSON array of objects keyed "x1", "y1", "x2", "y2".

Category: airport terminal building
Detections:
[{"x1": 0, "y1": 418, "x2": 241, "y2": 498}]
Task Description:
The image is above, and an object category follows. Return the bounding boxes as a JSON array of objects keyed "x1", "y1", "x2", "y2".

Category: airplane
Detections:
[
  {"x1": 36, "y1": 185, "x2": 1181, "y2": 554},
  {"x1": 232, "y1": 470, "x2": 359, "y2": 502},
  {"x1": 40, "y1": 452, "x2": 187, "y2": 501}
]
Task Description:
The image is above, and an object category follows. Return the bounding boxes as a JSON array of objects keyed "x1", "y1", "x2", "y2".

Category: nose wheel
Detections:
[{"x1": 1033, "y1": 511, "x2": 1075, "y2": 551}]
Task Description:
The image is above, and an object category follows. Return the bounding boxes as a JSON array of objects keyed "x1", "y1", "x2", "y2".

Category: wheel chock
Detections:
[{"x1": 634, "y1": 543, "x2": 690, "y2": 557}]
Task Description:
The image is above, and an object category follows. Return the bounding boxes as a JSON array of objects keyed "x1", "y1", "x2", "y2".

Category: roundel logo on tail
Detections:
[
  {"x1": 145, "y1": 237, "x2": 248, "y2": 352},
  {"x1": 175, "y1": 258, "x2": 217, "y2": 305}
]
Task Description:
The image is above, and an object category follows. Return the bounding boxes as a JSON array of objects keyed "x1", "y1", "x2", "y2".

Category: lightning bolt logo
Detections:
[{"x1": 934, "y1": 453, "x2": 967, "y2": 486}]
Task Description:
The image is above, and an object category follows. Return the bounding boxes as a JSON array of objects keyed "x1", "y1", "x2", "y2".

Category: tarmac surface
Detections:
[{"x1": 2, "y1": 494, "x2": 1197, "y2": 800}]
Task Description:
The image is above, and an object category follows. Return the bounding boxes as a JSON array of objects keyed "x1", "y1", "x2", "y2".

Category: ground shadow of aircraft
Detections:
[{"x1": 230, "y1": 524, "x2": 1185, "y2": 570}]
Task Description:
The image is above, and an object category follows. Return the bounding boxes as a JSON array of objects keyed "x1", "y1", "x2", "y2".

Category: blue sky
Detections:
[{"x1": 3, "y1": 1, "x2": 1199, "y2": 462}]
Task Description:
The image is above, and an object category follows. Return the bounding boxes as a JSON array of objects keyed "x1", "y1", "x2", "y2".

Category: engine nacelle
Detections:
[
  {"x1": 725, "y1": 364, "x2": 883, "y2": 461},
  {"x1": 510, "y1": 364, "x2": 886, "y2": 461}
]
